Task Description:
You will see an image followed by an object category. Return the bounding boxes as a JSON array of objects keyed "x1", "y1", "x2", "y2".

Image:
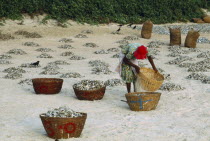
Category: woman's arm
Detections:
[
  {"x1": 147, "y1": 55, "x2": 158, "y2": 72},
  {"x1": 123, "y1": 57, "x2": 140, "y2": 74}
]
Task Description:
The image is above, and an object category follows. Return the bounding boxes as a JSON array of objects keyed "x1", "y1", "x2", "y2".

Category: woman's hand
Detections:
[{"x1": 134, "y1": 66, "x2": 140, "y2": 74}]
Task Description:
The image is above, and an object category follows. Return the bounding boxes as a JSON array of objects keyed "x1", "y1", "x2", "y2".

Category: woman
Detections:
[{"x1": 117, "y1": 43, "x2": 158, "y2": 93}]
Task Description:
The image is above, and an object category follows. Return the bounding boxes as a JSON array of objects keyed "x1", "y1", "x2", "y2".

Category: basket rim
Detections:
[
  {"x1": 125, "y1": 92, "x2": 161, "y2": 96},
  {"x1": 32, "y1": 78, "x2": 63, "y2": 82},
  {"x1": 138, "y1": 67, "x2": 164, "y2": 81},
  {"x1": 40, "y1": 112, "x2": 87, "y2": 119}
]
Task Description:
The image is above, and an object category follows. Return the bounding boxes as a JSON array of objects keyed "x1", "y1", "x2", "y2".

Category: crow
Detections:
[
  {"x1": 133, "y1": 25, "x2": 137, "y2": 29},
  {"x1": 118, "y1": 24, "x2": 123, "y2": 27},
  {"x1": 127, "y1": 23, "x2": 133, "y2": 27},
  {"x1": 30, "y1": 61, "x2": 40, "y2": 66},
  {"x1": 116, "y1": 27, "x2": 121, "y2": 32}
]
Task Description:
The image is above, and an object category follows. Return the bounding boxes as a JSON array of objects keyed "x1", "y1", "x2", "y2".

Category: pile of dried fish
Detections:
[
  {"x1": 148, "y1": 48, "x2": 160, "y2": 56},
  {"x1": 118, "y1": 44, "x2": 127, "y2": 49},
  {"x1": 7, "y1": 49, "x2": 27, "y2": 55},
  {"x1": 60, "y1": 72, "x2": 82, "y2": 78},
  {"x1": 178, "y1": 62, "x2": 195, "y2": 68},
  {"x1": 91, "y1": 66, "x2": 112, "y2": 75},
  {"x1": 197, "y1": 51, "x2": 210, "y2": 58},
  {"x1": 123, "y1": 35, "x2": 140, "y2": 40},
  {"x1": 48, "y1": 60, "x2": 70, "y2": 65},
  {"x1": 94, "y1": 49, "x2": 109, "y2": 54},
  {"x1": 0, "y1": 60, "x2": 11, "y2": 64},
  {"x1": 35, "y1": 48, "x2": 54, "y2": 52},
  {"x1": 73, "y1": 80, "x2": 105, "y2": 90},
  {"x1": 81, "y1": 30, "x2": 93, "y2": 34},
  {"x1": 167, "y1": 52, "x2": 181, "y2": 57},
  {"x1": 83, "y1": 43, "x2": 98, "y2": 48},
  {"x1": 43, "y1": 64, "x2": 60, "y2": 70},
  {"x1": 4, "y1": 72, "x2": 23, "y2": 79},
  {"x1": 58, "y1": 44, "x2": 74, "y2": 49},
  {"x1": 186, "y1": 73, "x2": 207, "y2": 80},
  {"x1": 0, "y1": 54, "x2": 12, "y2": 59},
  {"x1": 60, "y1": 51, "x2": 74, "y2": 56},
  {"x1": 166, "y1": 56, "x2": 193, "y2": 65},
  {"x1": 107, "y1": 48, "x2": 119, "y2": 52},
  {"x1": 162, "y1": 74, "x2": 171, "y2": 80},
  {"x1": 18, "y1": 79, "x2": 32, "y2": 85},
  {"x1": 42, "y1": 106, "x2": 83, "y2": 118},
  {"x1": 89, "y1": 60, "x2": 109, "y2": 67},
  {"x1": 69, "y1": 55, "x2": 85, "y2": 60},
  {"x1": 37, "y1": 53, "x2": 53, "y2": 58},
  {"x1": 197, "y1": 37, "x2": 210, "y2": 44},
  {"x1": 105, "y1": 79, "x2": 124, "y2": 87},
  {"x1": 159, "y1": 82, "x2": 185, "y2": 91},
  {"x1": 188, "y1": 48, "x2": 201, "y2": 52},
  {"x1": 111, "y1": 31, "x2": 122, "y2": 35},
  {"x1": 40, "y1": 70, "x2": 60, "y2": 75},
  {"x1": 3, "y1": 67, "x2": 26, "y2": 73},
  {"x1": 112, "y1": 53, "x2": 119, "y2": 58},
  {"x1": 59, "y1": 38, "x2": 73, "y2": 43},
  {"x1": 116, "y1": 40, "x2": 129, "y2": 45},
  {"x1": 187, "y1": 65, "x2": 208, "y2": 72},
  {"x1": 168, "y1": 46, "x2": 190, "y2": 54},
  {"x1": 75, "y1": 34, "x2": 88, "y2": 38},
  {"x1": 23, "y1": 42, "x2": 40, "y2": 47},
  {"x1": 147, "y1": 40, "x2": 165, "y2": 48},
  {"x1": 201, "y1": 77, "x2": 210, "y2": 84},
  {"x1": 0, "y1": 32, "x2": 15, "y2": 40}
]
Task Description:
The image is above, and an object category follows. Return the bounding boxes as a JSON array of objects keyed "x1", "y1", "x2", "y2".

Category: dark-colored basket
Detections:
[
  {"x1": 40, "y1": 113, "x2": 87, "y2": 139},
  {"x1": 32, "y1": 78, "x2": 63, "y2": 94},
  {"x1": 73, "y1": 86, "x2": 106, "y2": 101},
  {"x1": 125, "y1": 92, "x2": 161, "y2": 111}
]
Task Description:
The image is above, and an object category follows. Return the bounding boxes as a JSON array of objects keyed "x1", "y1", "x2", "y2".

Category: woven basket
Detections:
[
  {"x1": 40, "y1": 113, "x2": 87, "y2": 139},
  {"x1": 32, "y1": 78, "x2": 63, "y2": 94},
  {"x1": 125, "y1": 92, "x2": 161, "y2": 111},
  {"x1": 137, "y1": 68, "x2": 164, "y2": 92},
  {"x1": 73, "y1": 87, "x2": 106, "y2": 101}
]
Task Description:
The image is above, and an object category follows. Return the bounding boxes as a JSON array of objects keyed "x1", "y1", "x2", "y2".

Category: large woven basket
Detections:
[
  {"x1": 32, "y1": 78, "x2": 63, "y2": 94},
  {"x1": 40, "y1": 113, "x2": 87, "y2": 139},
  {"x1": 137, "y1": 68, "x2": 164, "y2": 92},
  {"x1": 125, "y1": 92, "x2": 161, "y2": 111},
  {"x1": 73, "y1": 87, "x2": 106, "y2": 101}
]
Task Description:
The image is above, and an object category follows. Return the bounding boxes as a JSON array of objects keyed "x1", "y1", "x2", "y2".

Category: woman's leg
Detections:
[{"x1": 126, "y1": 83, "x2": 131, "y2": 93}]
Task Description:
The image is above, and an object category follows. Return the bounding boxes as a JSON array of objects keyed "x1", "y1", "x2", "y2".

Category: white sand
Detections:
[{"x1": 0, "y1": 17, "x2": 210, "y2": 141}]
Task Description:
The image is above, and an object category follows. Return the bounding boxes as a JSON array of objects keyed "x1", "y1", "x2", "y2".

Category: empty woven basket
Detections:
[{"x1": 137, "y1": 68, "x2": 164, "y2": 92}]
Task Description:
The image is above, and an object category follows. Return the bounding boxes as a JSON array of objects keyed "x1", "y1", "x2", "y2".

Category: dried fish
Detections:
[
  {"x1": 58, "y1": 44, "x2": 74, "y2": 49},
  {"x1": 3, "y1": 67, "x2": 26, "y2": 73},
  {"x1": 0, "y1": 54, "x2": 12, "y2": 59},
  {"x1": 60, "y1": 51, "x2": 74, "y2": 56},
  {"x1": 75, "y1": 34, "x2": 88, "y2": 38},
  {"x1": 0, "y1": 60, "x2": 11, "y2": 64},
  {"x1": 123, "y1": 35, "x2": 140, "y2": 40},
  {"x1": 73, "y1": 80, "x2": 105, "y2": 90},
  {"x1": 83, "y1": 43, "x2": 98, "y2": 48},
  {"x1": 48, "y1": 60, "x2": 70, "y2": 65},
  {"x1": 94, "y1": 49, "x2": 109, "y2": 54},
  {"x1": 35, "y1": 48, "x2": 54, "y2": 52},
  {"x1": 23, "y1": 42, "x2": 40, "y2": 47},
  {"x1": 107, "y1": 48, "x2": 119, "y2": 52},
  {"x1": 37, "y1": 53, "x2": 53, "y2": 58},
  {"x1": 18, "y1": 79, "x2": 32, "y2": 85},
  {"x1": 105, "y1": 79, "x2": 124, "y2": 87},
  {"x1": 43, "y1": 106, "x2": 83, "y2": 118},
  {"x1": 7, "y1": 49, "x2": 27, "y2": 55},
  {"x1": 59, "y1": 38, "x2": 73, "y2": 43},
  {"x1": 4, "y1": 72, "x2": 23, "y2": 79},
  {"x1": 60, "y1": 72, "x2": 82, "y2": 78},
  {"x1": 159, "y1": 82, "x2": 185, "y2": 91},
  {"x1": 81, "y1": 30, "x2": 93, "y2": 34},
  {"x1": 69, "y1": 55, "x2": 85, "y2": 60}
]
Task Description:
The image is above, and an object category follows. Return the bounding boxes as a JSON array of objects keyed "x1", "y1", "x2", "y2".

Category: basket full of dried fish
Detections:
[
  {"x1": 32, "y1": 78, "x2": 63, "y2": 94},
  {"x1": 73, "y1": 80, "x2": 106, "y2": 101},
  {"x1": 40, "y1": 106, "x2": 87, "y2": 139},
  {"x1": 124, "y1": 92, "x2": 161, "y2": 111}
]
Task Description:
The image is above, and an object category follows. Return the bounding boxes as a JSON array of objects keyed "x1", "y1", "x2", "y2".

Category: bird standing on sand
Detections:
[
  {"x1": 133, "y1": 25, "x2": 137, "y2": 29},
  {"x1": 30, "y1": 61, "x2": 40, "y2": 66},
  {"x1": 116, "y1": 27, "x2": 121, "y2": 32},
  {"x1": 118, "y1": 24, "x2": 123, "y2": 27}
]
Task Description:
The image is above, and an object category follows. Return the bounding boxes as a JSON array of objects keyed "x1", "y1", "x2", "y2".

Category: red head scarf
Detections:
[{"x1": 133, "y1": 45, "x2": 148, "y2": 59}]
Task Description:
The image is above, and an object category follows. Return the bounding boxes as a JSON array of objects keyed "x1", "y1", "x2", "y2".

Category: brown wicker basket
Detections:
[
  {"x1": 32, "y1": 78, "x2": 63, "y2": 94},
  {"x1": 137, "y1": 68, "x2": 164, "y2": 92},
  {"x1": 125, "y1": 92, "x2": 161, "y2": 111},
  {"x1": 73, "y1": 86, "x2": 106, "y2": 101},
  {"x1": 40, "y1": 113, "x2": 87, "y2": 139}
]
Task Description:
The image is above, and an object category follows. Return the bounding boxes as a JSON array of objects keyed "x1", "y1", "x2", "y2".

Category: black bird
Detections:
[
  {"x1": 127, "y1": 23, "x2": 133, "y2": 27},
  {"x1": 30, "y1": 61, "x2": 40, "y2": 66},
  {"x1": 133, "y1": 25, "x2": 137, "y2": 29},
  {"x1": 118, "y1": 24, "x2": 123, "y2": 27},
  {"x1": 116, "y1": 27, "x2": 121, "y2": 32}
]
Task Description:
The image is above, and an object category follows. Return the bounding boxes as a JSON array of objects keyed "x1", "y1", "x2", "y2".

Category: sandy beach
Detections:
[{"x1": 0, "y1": 17, "x2": 210, "y2": 141}]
